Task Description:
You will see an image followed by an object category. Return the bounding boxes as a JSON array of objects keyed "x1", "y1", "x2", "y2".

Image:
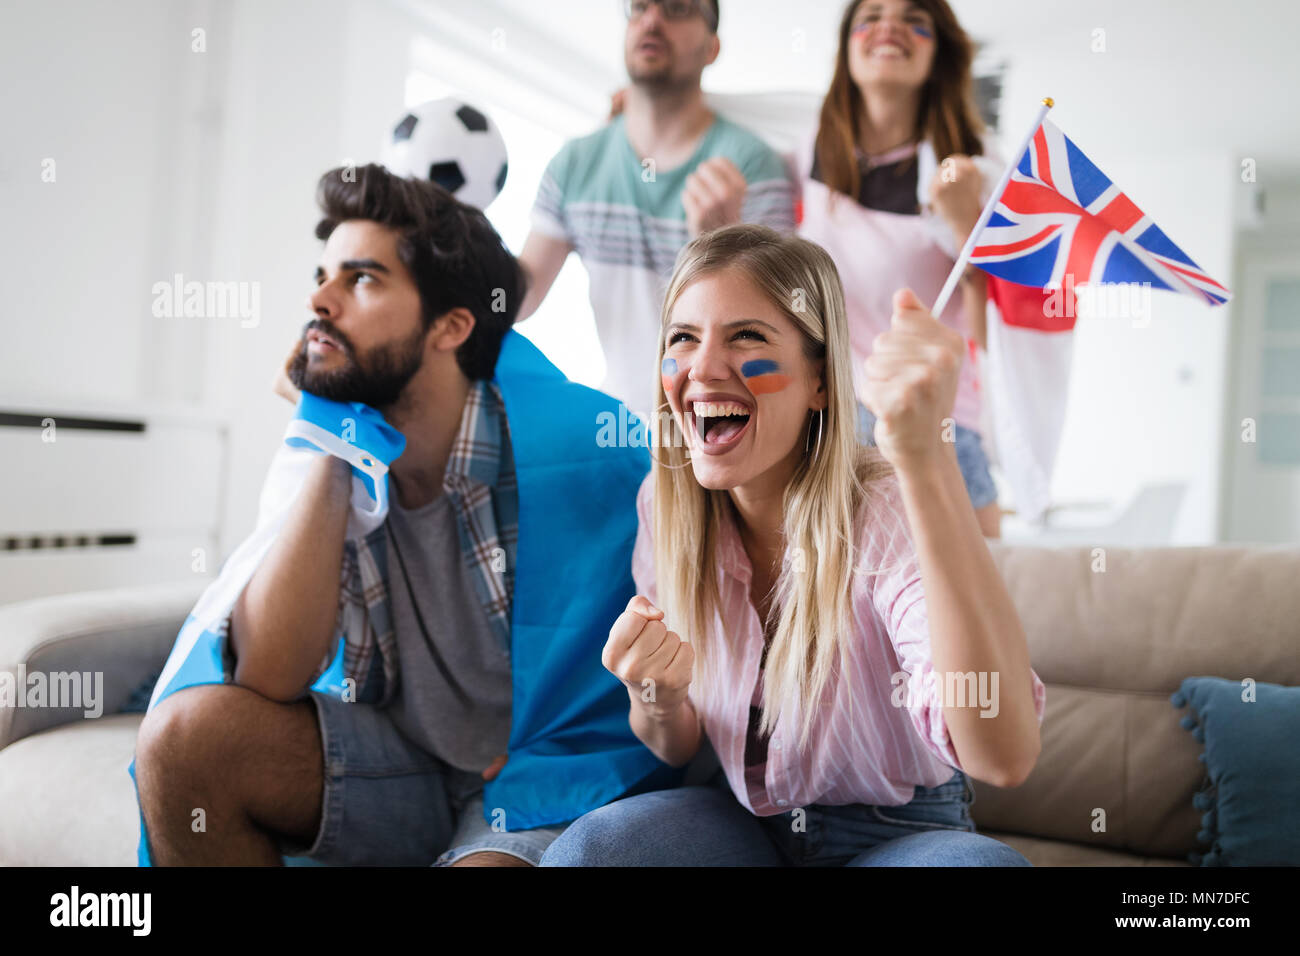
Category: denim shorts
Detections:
[
  {"x1": 856, "y1": 402, "x2": 998, "y2": 510},
  {"x1": 278, "y1": 691, "x2": 569, "y2": 866}
]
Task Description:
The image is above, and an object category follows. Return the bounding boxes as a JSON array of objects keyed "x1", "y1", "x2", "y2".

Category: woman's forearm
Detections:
[
  {"x1": 894, "y1": 447, "x2": 1041, "y2": 786},
  {"x1": 629, "y1": 694, "x2": 702, "y2": 768}
]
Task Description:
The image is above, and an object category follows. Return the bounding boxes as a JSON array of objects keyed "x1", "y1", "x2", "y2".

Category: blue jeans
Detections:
[
  {"x1": 539, "y1": 768, "x2": 1031, "y2": 867},
  {"x1": 856, "y1": 402, "x2": 998, "y2": 510}
]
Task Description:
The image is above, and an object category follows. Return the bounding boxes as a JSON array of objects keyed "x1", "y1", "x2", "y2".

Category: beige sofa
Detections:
[{"x1": 2, "y1": 543, "x2": 1296, "y2": 866}]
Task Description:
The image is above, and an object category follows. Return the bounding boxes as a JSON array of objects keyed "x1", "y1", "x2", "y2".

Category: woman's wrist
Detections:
[
  {"x1": 893, "y1": 448, "x2": 970, "y2": 550},
  {"x1": 630, "y1": 694, "x2": 699, "y2": 767},
  {"x1": 891, "y1": 437, "x2": 961, "y2": 490},
  {"x1": 631, "y1": 688, "x2": 692, "y2": 724}
]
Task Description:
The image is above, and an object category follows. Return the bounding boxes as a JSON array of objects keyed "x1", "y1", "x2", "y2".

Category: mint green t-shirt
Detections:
[{"x1": 531, "y1": 113, "x2": 796, "y2": 416}]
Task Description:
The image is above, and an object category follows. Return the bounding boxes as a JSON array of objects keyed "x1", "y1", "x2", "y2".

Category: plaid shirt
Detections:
[{"x1": 321, "y1": 378, "x2": 518, "y2": 706}]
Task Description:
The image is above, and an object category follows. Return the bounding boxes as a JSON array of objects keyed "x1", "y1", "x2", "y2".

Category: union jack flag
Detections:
[{"x1": 970, "y1": 118, "x2": 1231, "y2": 305}]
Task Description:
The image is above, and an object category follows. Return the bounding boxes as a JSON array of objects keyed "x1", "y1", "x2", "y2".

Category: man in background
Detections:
[{"x1": 516, "y1": 0, "x2": 796, "y2": 417}]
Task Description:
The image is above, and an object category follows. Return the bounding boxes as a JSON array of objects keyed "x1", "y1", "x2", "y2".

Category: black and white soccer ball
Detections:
[{"x1": 382, "y1": 98, "x2": 508, "y2": 211}]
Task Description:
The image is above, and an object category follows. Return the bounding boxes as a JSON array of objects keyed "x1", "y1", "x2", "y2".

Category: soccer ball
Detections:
[{"x1": 382, "y1": 98, "x2": 508, "y2": 211}]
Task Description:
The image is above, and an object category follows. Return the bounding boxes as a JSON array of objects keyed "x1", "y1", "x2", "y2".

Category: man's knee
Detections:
[{"x1": 135, "y1": 684, "x2": 265, "y2": 798}]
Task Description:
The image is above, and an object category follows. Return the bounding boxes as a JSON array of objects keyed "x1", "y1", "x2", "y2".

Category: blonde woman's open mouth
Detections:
[{"x1": 686, "y1": 398, "x2": 753, "y2": 456}]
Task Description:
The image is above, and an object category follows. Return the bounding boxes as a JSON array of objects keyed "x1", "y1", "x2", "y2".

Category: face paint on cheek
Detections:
[
  {"x1": 661, "y1": 357, "x2": 680, "y2": 397},
  {"x1": 741, "y1": 359, "x2": 793, "y2": 396},
  {"x1": 911, "y1": 24, "x2": 933, "y2": 40}
]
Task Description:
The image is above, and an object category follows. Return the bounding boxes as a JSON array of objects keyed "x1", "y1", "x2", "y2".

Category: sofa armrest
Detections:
[{"x1": 0, "y1": 580, "x2": 205, "y2": 750}]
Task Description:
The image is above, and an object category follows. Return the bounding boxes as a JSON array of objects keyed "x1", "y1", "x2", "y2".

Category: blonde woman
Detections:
[{"x1": 540, "y1": 224, "x2": 1045, "y2": 866}]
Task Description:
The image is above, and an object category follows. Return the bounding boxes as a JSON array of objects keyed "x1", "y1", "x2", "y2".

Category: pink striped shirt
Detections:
[{"x1": 631, "y1": 471, "x2": 1047, "y2": 813}]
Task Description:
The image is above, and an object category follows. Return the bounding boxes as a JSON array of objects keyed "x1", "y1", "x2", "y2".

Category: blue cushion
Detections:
[
  {"x1": 119, "y1": 670, "x2": 160, "y2": 714},
  {"x1": 1170, "y1": 677, "x2": 1300, "y2": 866}
]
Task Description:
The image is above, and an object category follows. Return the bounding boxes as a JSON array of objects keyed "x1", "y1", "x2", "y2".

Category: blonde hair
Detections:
[{"x1": 649, "y1": 223, "x2": 894, "y2": 750}]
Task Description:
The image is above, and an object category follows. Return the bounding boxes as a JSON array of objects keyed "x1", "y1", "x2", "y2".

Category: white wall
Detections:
[
  {"x1": 0, "y1": 0, "x2": 239, "y2": 596},
  {"x1": 0, "y1": 0, "x2": 187, "y2": 406},
  {"x1": 1221, "y1": 181, "x2": 1300, "y2": 543}
]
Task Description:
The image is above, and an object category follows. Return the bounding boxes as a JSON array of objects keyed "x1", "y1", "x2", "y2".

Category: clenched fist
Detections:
[
  {"x1": 861, "y1": 288, "x2": 965, "y2": 474},
  {"x1": 602, "y1": 594, "x2": 695, "y2": 721},
  {"x1": 682, "y1": 157, "x2": 746, "y2": 238}
]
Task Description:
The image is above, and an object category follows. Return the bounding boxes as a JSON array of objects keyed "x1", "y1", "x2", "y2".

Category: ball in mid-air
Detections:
[{"x1": 382, "y1": 98, "x2": 508, "y2": 211}]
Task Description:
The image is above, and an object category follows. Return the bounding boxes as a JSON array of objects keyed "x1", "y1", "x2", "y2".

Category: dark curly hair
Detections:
[{"x1": 314, "y1": 163, "x2": 523, "y2": 380}]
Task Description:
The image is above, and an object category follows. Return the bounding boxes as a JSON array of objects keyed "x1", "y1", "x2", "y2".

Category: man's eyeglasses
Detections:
[{"x1": 625, "y1": 0, "x2": 718, "y2": 32}]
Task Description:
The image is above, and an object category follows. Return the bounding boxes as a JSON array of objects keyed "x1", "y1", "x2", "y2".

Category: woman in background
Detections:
[{"x1": 798, "y1": 0, "x2": 1005, "y2": 535}]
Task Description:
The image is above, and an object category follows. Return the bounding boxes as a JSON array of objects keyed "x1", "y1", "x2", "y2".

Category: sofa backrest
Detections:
[
  {"x1": 975, "y1": 543, "x2": 1300, "y2": 859},
  {"x1": 0, "y1": 582, "x2": 202, "y2": 750}
]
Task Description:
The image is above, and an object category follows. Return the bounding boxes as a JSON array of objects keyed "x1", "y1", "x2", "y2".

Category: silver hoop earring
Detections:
[
  {"x1": 805, "y1": 409, "x2": 824, "y2": 462},
  {"x1": 647, "y1": 400, "x2": 694, "y2": 470}
]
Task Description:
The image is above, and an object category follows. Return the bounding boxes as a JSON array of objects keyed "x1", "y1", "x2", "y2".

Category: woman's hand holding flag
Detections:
[{"x1": 861, "y1": 287, "x2": 966, "y2": 477}]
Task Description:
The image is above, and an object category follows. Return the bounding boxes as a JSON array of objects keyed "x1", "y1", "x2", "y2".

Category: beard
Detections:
[
  {"x1": 627, "y1": 57, "x2": 674, "y2": 85},
  {"x1": 626, "y1": 34, "x2": 709, "y2": 89},
  {"x1": 287, "y1": 318, "x2": 425, "y2": 409},
  {"x1": 626, "y1": 31, "x2": 678, "y2": 86}
]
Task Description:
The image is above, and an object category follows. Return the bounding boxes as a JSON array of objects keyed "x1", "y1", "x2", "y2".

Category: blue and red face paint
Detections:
[
  {"x1": 850, "y1": 21, "x2": 933, "y2": 41},
  {"x1": 740, "y1": 359, "x2": 792, "y2": 396},
  {"x1": 661, "y1": 356, "x2": 792, "y2": 397},
  {"x1": 661, "y1": 357, "x2": 679, "y2": 396}
]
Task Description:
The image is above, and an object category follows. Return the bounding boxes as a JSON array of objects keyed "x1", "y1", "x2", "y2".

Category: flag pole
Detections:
[{"x1": 930, "y1": 97, "x2": 1055, "y2": 318}]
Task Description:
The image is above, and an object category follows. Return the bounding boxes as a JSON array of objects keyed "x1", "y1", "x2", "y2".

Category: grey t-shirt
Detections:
[{"x1": 383, "y1": 491, "x2": 512, "y2": 773}]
